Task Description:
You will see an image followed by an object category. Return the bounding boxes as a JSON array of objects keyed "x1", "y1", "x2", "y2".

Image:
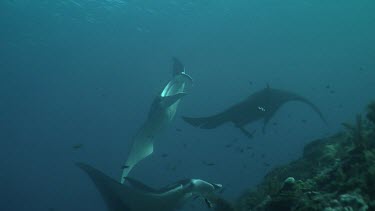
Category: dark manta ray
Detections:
[
  {"x1": 77, "y1": 163, "x2": 222, "y2": 211},
  {"x1": 183, "y1": 85, "x2": 326, "y2": 138}
]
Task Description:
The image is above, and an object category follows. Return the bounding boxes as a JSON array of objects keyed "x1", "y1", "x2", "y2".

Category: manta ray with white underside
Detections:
[{"x1": 121, "y1": 58, "x2": 193, "y2": 182}]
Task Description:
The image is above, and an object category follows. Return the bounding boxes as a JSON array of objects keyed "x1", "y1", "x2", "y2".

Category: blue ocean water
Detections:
[{"x1": 0, "y1": 0, "x2": 374, "y2": 210}]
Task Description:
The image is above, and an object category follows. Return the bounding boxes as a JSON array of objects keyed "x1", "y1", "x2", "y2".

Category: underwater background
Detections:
[{"x1": 0, "y1": 0, "x2": 374, "y2": 210}]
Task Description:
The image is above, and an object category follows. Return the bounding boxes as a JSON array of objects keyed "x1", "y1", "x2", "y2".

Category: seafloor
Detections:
[{"x1": 215, "y1": 101, "x2": 375, "y2": 211}]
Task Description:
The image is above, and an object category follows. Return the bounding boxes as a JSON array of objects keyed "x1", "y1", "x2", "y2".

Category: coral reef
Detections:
[
  {"x1": 367, "y1": 102, "x2": 375, "y2": 124},
  {"x1": 214, "y1": 197, "x2": 236, "y2": 211},
  {"x1": 235, "y1": 102, "x2": 375, "y2": 211}
]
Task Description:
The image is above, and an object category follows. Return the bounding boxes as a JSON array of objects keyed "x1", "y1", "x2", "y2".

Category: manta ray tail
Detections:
[
  {"x1": 182, "y1": 114, "x2": 227, "y2": 129},
  {"x1": 76, "y1": 163, "x2": 132, "y2": 211}
]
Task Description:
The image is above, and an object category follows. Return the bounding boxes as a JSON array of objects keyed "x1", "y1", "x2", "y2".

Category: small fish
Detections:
[
  {"x1": 301, "y1": 119, "x2": 307, "y2": 124},
  {"x1": 235, "y1": 146, "x2": 245, "y2": 153},
  {"x1": 203, "y1": 161, "x2": 216, "y2": 166},
  {"x1": 325, "y1": 85, "x2": 331, "y2": 89},
  {"x1": 166, "y1": 163, "x2": 178, "y2": 171},
  {"x1": 225, "y1": 144, "x2": 233, "y2": 148},
  {"x1": 72, "y1": 144, "x2": 83, "y2": 150},
  {"x1": 121, "y1": 165, "x2": 130, "y2": 169},
  {"x1": 161, "y1": 153, "x2": 168, "y2": 158},
  {"x1": 170, "y1": 166, "x2": 177, "y2": 171},
  {"x1": 175, "y1": 128, "x2": 182, "y2": 132}
]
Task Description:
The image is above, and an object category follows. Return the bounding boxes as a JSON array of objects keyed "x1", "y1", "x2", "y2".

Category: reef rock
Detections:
[{"x1": 236, "y1": 102, "x2": 375, "y2": 211}]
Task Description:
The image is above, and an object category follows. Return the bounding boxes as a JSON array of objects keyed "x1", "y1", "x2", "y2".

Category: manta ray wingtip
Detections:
[{"x1": 172, "y1": 57, "x2": 185, "y2": 75}]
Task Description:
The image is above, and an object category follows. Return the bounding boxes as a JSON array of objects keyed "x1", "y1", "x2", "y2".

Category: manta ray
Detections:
[
  {"x1": 77, "y1": 163, "x2": 222, "y2": 211},
  {"x1": 121, "y1": 58, "x2": 193, "y2": 182},
  {"x1": 183, "y1": 85, "x2": 326, "y2": 138}
]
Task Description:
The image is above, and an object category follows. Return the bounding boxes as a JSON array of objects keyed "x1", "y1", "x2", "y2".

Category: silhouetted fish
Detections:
[
  {"x1": 203, "y1": 161, "x2": 216, "y2": 166},
  {"x1": 72, "y1": 144, "x2": 83, "y2": 150},
  {"x1": 121, "y1": 165, "x2": 130, "y2": 169}
]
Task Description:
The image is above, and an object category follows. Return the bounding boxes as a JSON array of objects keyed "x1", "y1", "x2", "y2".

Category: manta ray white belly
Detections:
[
  {"x1": 121, "y1": 73, "x2": 192, "y2": 182},
  {"x1": 161, "y1": 73, "x2": 192, "y2": 118}
]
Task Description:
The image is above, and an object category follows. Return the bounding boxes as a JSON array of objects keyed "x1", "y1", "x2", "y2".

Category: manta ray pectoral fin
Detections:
[
  {"x1": 262, "y1": 110, "x2": 277, "y2": 134},
  {"x1": 79, "y1": 163, "x2": 189, "y2": 211},
  {"x1": 161, "y1": 92, "x2": 188, "y2": 108},
  {"x1": 171, "y1": 57, "x2": 193, "y2": 83},
  {"x1": 294, "y1": 96, "x2": 328, "y2": 125},
  {"x1": 76, "y1": 163, "x2": 132, "y2": 211},
  {"x1": 172, "y1": 57, "x2": 185, "y2": 75}
]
